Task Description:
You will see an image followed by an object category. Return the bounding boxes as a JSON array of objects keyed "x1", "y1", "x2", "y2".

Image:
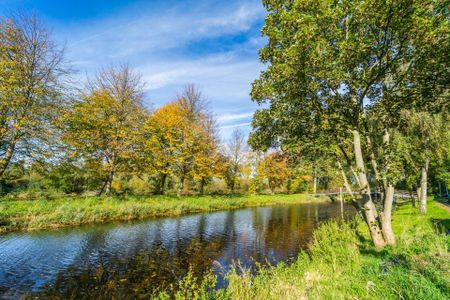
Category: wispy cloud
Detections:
[
  {"x1": 217, "y1": 112, "x2": 254, "y2": 123},
  {"x1": 60, "y1": 1, "x2": 265, "y2": 67},
  {"x1": 219, "y1": 122, "x2": 251, "y2": 130}
]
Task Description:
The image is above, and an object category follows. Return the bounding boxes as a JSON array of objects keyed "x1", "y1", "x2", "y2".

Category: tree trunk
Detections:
[
  {"x1": 337, "y1": 161, "x2": 354, "y2": 198},
  {"x1": 178, "y1": 174, "x2": 185, "y2": 197},
  {"x1": 0, "y1": 142, "x2": 16, "y2": 179},
  {"x1": 313, "y1": 169, "x2": 317, "y2": 194},
  {"x1": 337, "y1": 160, "x2": 363, "y2": 219},
  {"x1": 419, "y1": 159, "x2": 429, "y2": 214},
  {"x1": 200, "y1": 177, "x2": 205, "y2": 195},
  {"x1": 380, "y1": 183, "x2": 396, "y2": 245},
  {"x1": 230, "y1": 173, "x2": 236, "y2": 194},
  {"x1": 367, "y1": 136, "x2": 385, "y2": 197},
  {"x1": 380, "y1": 130, "x2": 392, "y2": 201},
  {"x1": 270, "y1": 181, "x2": 275, "y2": 195},
  {"x1": 353, "y1": 130, "x2": 377, "y2": 213},
  {"x1": 353, "y1": 130, "x2": 385, "y2": 248},
  {"x1": 409, "y1": 189, "x2": 416, "y2": 207},
  {"x1": 416, "y1": 186, "x2": 421, "y2": 202},
  {"x1": 97, "y1": 169, "x2": 114, "y2": 196},
  {"x1": 160, "y1": 173, "x2": 167, "y2": 195},
  {"x1": 97, "y1": 180, "x2": 107, "y2": 196},
  {"x1": 106, "y1": 173, "x2": 113, "y2": 194},
  {"x1": 350, "y1": 167, "x2": 361, "y2": 187}
]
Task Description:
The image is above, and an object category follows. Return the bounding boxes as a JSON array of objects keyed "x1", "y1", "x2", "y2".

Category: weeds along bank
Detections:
[
  {"x1": 157, "y1": 200, "x2": 450, "y2": 300},
  {"x1": 0, "y1": 193, "x2": 323, "y2": 233}
]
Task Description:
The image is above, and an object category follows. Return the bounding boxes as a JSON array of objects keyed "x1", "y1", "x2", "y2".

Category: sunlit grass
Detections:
[{"x1": 0, "y1": 193, "x2": 322, "y2": 233}]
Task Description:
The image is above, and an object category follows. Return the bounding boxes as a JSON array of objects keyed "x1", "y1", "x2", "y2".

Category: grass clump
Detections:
[{"x1": 0, "y1": 193, "x2": 322, "y2": 233}]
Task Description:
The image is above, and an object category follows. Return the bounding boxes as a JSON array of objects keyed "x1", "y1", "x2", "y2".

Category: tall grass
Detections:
[
  {"x1": 0, "y1": 193, "x2": 321, "y2": 233},
  {"x1": 157, "y1": 200, "x2": 450, "y2": 300}
]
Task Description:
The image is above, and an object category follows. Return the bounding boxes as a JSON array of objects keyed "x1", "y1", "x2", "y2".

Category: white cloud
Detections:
[
  {"x1": 217, "y1": 112, "x2": 254, "y2": 123},
  {"x1": 61, "y1": 1, "x2": 265, "y2": 65},
  {"x1": 219, "y1": 122, "x2": 251, "y2": 130}
]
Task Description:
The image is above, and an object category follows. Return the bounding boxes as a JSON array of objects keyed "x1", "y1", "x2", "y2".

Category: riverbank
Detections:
[
  {"x1": 159, "y1": 199, "x2": 450, "y2": 299},
  {"x1": 0, "y1": 193, "x2": 324, "y2": 233}
]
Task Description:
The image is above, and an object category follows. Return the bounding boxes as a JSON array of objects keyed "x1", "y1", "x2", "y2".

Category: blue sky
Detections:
[{"x1": 0, "y1": 0, "x2": 267, "y2": 141}]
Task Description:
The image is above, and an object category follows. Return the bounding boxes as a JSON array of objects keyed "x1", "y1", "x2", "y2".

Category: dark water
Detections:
[{"x1": 0, "y1": 201, "x2": 354, "y2": 299}]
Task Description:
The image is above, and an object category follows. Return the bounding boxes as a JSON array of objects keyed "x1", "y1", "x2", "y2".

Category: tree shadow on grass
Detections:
[
  {"x1": 431, "y1": 218, "x2": 450, "y2": 234},
  {"x1": 395, "y1": 200, "x2": 413, "y2": 207},
  {"x1": 359, "y1": 247, "x2": 390, "y2": 259}
]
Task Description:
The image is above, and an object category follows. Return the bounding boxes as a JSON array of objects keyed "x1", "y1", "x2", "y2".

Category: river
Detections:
[{"x1": 0, "y1": 200, "x2": 354, "y2": 299}]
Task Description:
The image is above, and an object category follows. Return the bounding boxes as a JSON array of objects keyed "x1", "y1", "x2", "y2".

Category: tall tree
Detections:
[
  {"x1": 258, "y1": 151, "x2": 290, "y2": 194},
  {"x1": 0, "y1": 14, "x2": 68, "y2": 182},
  {"x1": 224, "y1": 128, "x2": 247, "y2": 193},
  {"x1": 147, "y1": 95, "x2": 219, "y2": 196},
  {"x1": 176, "y1": 84, "x2": 220, "y2": 194},
  {"x1": 250, "y1": 0, "x2": 448, "y2": 247},
  {"x1": 397, "y1": 111, "x2": 449, "y2": 213},
  {"x1": 62, "y1": 65, "x2": 147, "y2": 195},
  {"x1": 147, "y1": 101, "x2": 193, "y2": 195},
  {"x1": 145, "y1": 85, "x2": 219, "y2": 195}
]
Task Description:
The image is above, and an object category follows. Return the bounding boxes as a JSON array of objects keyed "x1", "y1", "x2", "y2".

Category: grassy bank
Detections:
[
  {"x1": 159, "y1": 199, "x2": 450, "y2": 300},
  {"x1": 0, "y1": 193, "x2": 322, "y2": 233}
]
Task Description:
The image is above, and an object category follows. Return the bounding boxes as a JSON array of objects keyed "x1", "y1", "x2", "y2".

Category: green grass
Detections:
[
  {"x1": 0, "y1": 193, "x2": 322, "y2": 233},
  {"x1": 157, "y1": 199, "x2": 450, "y2": 300}
]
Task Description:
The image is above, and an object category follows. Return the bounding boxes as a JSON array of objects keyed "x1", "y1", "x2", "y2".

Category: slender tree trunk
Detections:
[
  {"x1": 0, "y1": 142, "x2": 16, "y2": 179},
  {"x1": 97, "y1": 169, "x2": 114, "y2": 196},
  {"x1": 416, "y1": 186, "x2": 421, "y2": 204},
  {"x1": 337, "y1": 160, "x2": 363, "y2": 218},
  {"x1": 419, "y1": 159, "x2": 429, "y2": 214},
  {"x1": 353, "y1": 130, "x2": 385, "y2": 248},
  {"x1": 178, "y1": 173, "x2": 185, "y2": 196},
  {"x1": 105, "y1": 172, "x2": 113, "y2": 194},
  {"x1": 160, "y1": 173, "x2": 167, "y2": 195},
  {"x1": 200, "y1": 177, "x2": 205, "y2": 195},
  {"x1": 336, "y1": 143, "x2": 361, "y2": 188},
  {"x1": 230, "y1": 170, "x2": 237, "y2": 194},
  {"x1": 380, "y1": 130, "x2": 392, "y2": 202},
  {"x1": 353, "y1": 130, "x2": 377, "y2": 212},
  {"x1": 379, "y1": 128, "x2": 396, "y2": 245},
  {"x1": 367, "y1": 136, "x2": 380, "y2": 179},
  {"x1": 380, "y1": 183, "x2": 396, "y2": 245},
  {"x1": 97, "y1": 180, "x2": 107, "y2": 196},
  {"x1": 350, "y1": 167, "x2": 361, "y2": 187},
  {"x1": 337, "y1": 161, "x2": 354, "y2": 198},
  {"x1": 409, "y1": 189, "x2": 416, "y2": 207},
  {"x1": 367, "y1": 136, "x2": 385, "y2": 198},
  {"x1": 313, "y1": 168, "x2": 317, "y2": 194}
]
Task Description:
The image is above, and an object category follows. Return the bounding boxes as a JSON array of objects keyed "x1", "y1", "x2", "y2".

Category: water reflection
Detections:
[{"x1": 0, "y1": 201, "x2": 354, "y2": 299}]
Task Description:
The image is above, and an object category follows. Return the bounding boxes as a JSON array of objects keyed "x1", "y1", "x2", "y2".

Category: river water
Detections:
[{"x1": 0, "y1": 200, "x2": 354, "y2": 299}]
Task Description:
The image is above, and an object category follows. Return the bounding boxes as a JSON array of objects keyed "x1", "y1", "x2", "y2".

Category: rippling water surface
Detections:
[{"x1": 0, "y1": 200, "x2": 354, "y2": 299}]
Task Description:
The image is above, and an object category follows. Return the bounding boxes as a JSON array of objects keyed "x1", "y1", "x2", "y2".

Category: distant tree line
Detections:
[
  {"x1": 0, "y1": 7, "x2": 448, "y2": 214},
  {"x1": 0, "y1": 13, "x2": 340, "y2": 198}
]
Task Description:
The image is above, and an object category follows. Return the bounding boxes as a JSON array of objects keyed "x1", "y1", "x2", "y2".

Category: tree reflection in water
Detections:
[{"x1": 0, "y1": 202, "x2": 354, "y2": 299}]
